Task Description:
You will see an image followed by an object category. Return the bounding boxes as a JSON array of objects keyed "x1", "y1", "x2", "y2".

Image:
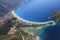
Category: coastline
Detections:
[
  {"x1": 11, "y1": 11, "x2": 56, "y2": 40},
  {"x1": 12, "y1": 11, "x2": 56, "y2": 25}
]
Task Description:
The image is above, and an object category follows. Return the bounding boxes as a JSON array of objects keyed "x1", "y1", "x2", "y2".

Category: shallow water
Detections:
[
  {"x1": 20, "y1": 23, "x2": 60, "y2": 40},
  {"x1": 40, "y1": 23, "x2": 60, "y2": 40}
]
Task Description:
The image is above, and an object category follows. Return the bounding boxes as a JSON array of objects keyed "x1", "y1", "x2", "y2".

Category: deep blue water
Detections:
[
  {"x1": 14, "y1": 0, "x2": 60, "y2": 22},
  {"x1": 39, "y1": 23, "x2": 60, "y2": 40},
  {"x1": 14, "y1": 0, "x2": 60, "y2": 40}
]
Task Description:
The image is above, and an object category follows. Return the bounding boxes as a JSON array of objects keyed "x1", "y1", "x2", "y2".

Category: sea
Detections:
[{"x1": 14, "y1": 0, "x2": 60, "y2": 40}]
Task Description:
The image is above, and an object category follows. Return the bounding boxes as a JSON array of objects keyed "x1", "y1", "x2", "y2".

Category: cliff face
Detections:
[
  {"x1": 0, "y1": 0, "x2": 24, "y2": 17},
  {"x1": 0, "y1": 12, "x2": 39, "y2": 40},
  {"x1": 0, "y1": 0, "x2": 25, "y2": 34},
  {"x1": 0, "y1": 13, "x2": 15, "y2": 34}
]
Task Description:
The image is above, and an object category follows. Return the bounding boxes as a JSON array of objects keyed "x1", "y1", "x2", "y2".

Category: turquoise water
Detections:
[
  {"x1": 20, "y1": 23, "x2": 60, "y2": 40},
  {"x1": 40, "y1": 23, "x2": 60, "y2": 40},
  {"x1": 14, "y1": 0, "x2": 60, "y2": 40}
]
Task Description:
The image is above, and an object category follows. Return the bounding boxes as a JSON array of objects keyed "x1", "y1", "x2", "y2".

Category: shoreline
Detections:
[
  {"x1": 12, "y1": 11, "x2": 56, "y2": 25},
  {"x1": 12, "y1": 11, "x2": 56, "y2": 40}
]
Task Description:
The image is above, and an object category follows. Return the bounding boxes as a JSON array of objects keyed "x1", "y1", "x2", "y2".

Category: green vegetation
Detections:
[
  {"x1": 51, "y1": 10, "x2": 60, "y2": 22},
  {"x1": 0, "y1": 17, "x2": 37, "y2": 40}
]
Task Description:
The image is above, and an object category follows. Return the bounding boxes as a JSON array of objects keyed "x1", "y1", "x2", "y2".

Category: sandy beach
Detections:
[
  {"x1": 12, "y1": 11, "x2": 56, "y2": 25},
  {"x1": 12, "y1": 11, "x2": 56, "y2": 40}
]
